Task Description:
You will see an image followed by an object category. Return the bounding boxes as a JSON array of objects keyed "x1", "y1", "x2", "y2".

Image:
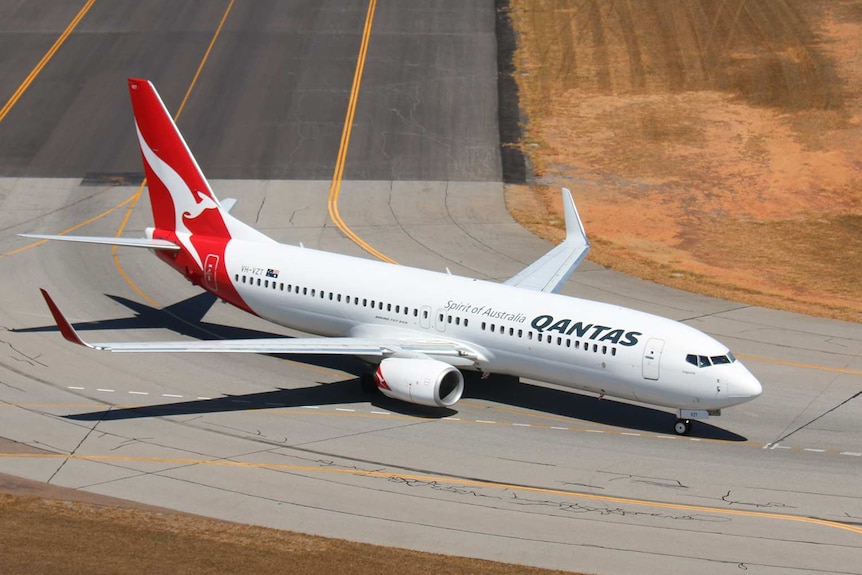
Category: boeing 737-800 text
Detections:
[{"x1": 24, "y1": 78, "x2": 762, "y2": 436}]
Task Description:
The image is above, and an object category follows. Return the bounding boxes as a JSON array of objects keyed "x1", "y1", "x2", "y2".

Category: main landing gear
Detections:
[{"x1": 674, "y1": 419, "x2": 692, "y2": 436}]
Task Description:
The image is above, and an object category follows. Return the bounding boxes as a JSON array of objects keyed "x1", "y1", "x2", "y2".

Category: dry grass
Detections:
[
  {"x1": 507, "y1": 0, "x2": 862, "y2": 321},
  {"x1": 0, "y1": 492, "x2": 580, "y2": 575}
]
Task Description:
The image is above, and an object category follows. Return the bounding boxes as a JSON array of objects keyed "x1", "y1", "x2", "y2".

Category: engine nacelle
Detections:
[{"x1": 374, "y1": 357, "x2": 464, "y2": 407}]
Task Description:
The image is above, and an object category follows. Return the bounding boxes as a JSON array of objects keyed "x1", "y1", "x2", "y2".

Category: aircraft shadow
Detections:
[
  {"x1": 24, "y1": 292, "x2": 743, "y2": 439},
  {"x1": 65, "y1": 379, "x2": 455, "y2": 422},
  {"x1": 463, "y1": 373, "x2": 748, "y2": 441}
]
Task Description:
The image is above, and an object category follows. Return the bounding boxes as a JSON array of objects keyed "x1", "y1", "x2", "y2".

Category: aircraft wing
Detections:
[
  {"x1": 503, "y1": 188, "x2": 590, "y2": 294},
  {"x1": 40, "y1": 289, "x2": 471, "y2": 359}
]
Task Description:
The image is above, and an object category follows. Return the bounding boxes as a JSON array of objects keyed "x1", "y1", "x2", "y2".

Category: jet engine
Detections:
[{"x1": 374, "y1": 357, "x2": 464, "y2": 407}]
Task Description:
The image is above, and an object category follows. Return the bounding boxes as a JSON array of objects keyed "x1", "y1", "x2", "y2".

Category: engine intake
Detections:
[{"x1": 374, "y1": 357, "x2": 464, "y2": 407}]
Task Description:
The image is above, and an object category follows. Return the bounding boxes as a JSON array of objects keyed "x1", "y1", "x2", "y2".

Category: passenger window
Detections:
[
  {"x1": 611, "y1": 348, "x2": 617, "y2": 356},
  {"x1": 464, "y1": 319, "x2": 468, "y2": 327},
  {"x1": 481, "y1": 322, "x2": 486, "y2": 330},
  {"x1": 257, "y1": 278, "x2": 261, "y2": 286}
]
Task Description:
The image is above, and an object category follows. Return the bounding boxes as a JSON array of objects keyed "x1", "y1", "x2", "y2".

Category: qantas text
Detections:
[{"x1": 530, "y1": 315, "x2": 642, "y2": 347}]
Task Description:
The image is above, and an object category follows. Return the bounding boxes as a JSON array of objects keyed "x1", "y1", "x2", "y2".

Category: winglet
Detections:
[
  {"x1": 562, "y1": 187, "x2": 589, "y2": 250},
  {"x1": 39, "y1": 289, "x2": 93, "y2": 348},
  {"x1": 503, "y1": 188, "x2": 591, "y2": 293}
]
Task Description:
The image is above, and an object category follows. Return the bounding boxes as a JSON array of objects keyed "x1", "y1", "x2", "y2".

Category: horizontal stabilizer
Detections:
[
  {"x1": 20, "y1": 234, "x2": 179, "y2": 251},
  {"x1": 503, "y1": 188, "x2": 590, "y2": 293}
]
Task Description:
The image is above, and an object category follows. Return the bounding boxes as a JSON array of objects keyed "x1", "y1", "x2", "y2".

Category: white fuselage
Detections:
[{"x1": 223, "y1": 240, "x2": 762, "y2": 412}]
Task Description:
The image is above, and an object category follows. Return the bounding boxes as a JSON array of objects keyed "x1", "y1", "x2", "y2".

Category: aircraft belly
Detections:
[{"x1": 491, "y1": 350, "x2": 639, "y2": 402}]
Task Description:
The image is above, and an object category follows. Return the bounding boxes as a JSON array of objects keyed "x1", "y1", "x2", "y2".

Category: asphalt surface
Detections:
[{"x1": 0, "y1": 2, "x2": 860, "y2": 574}]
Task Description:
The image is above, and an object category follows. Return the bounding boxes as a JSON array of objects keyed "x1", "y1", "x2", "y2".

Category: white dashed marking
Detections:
[{"x1": 49, "y1": 388, "x2": 846, "y2": 456}]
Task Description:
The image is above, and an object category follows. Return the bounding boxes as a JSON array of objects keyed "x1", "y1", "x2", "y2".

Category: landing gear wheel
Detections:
[
  {"x1": 360, "y1": 372, "x2": 378, "y2": 394},
  {"x1": 674, "y1": 419, "x2": 692, "y2": 436}
]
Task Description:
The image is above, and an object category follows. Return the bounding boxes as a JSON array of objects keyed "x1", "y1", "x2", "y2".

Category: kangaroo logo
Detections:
[{"x1": 136, "y1": 124, "x2": 224, "y2": 270}]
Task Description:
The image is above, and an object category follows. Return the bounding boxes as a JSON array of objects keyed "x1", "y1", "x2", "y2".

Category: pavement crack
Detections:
[{"x1": 771, "y1": 389, "x2": 862, "y2": 445}]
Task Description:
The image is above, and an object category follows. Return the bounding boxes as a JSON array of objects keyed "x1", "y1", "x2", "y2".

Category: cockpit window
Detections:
[{"x1": 686, "y1": 353, "x2": 736, "y2": 368}]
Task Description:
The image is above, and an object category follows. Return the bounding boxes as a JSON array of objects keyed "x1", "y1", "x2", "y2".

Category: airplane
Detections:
[{"x1": 23, "y1": 78, "x2": 762, "y2": 436}]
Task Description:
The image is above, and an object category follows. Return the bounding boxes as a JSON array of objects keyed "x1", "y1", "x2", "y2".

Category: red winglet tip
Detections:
[{"x1": 39, "y1": 289, "x2": 86, "y2": 347}]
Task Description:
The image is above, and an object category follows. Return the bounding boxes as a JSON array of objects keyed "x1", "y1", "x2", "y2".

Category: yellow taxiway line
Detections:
[{"x1": 1, "y1": 451, "x2": 859, "y2": 536}]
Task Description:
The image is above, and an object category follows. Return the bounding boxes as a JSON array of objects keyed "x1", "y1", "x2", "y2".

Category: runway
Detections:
[{"x1": 0, "y1": 2, "x2": 860, "y2": 574}]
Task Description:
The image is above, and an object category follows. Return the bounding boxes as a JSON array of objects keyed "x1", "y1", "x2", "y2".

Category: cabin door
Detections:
[
  {"x1": 642, "y1": 338, "x2": 664, "y2": 380},
  {"x1": 203, "y1": 254, "x2": 219, "y2": 291}
]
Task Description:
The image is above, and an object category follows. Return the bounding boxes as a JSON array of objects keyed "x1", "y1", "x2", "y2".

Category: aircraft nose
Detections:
[{"x1": 731, "y1": 365, "x2": 762, "y2": 401}]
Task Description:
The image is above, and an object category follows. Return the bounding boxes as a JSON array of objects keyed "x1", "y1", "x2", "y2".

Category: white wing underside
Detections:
[
  {"x1": 39, "y1": 288, "x2": 471, "y2": 359},
  {"x1": 503, "y1": 188, "x2": 590, "y2": 293}
]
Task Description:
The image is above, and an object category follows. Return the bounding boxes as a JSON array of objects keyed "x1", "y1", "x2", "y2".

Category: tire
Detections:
[{"x1": 674, "y1": 419, "x2": 692, "y2": 436}]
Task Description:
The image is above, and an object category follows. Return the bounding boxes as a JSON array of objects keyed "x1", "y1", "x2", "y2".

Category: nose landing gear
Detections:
[{"x1": 674, "y1": 418, "x2": 692, "y2": 436}]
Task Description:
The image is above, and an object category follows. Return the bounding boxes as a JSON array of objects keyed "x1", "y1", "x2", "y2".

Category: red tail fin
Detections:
[{"x1": 128, "y1": 78, "x2": 229, "y2": 240}]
